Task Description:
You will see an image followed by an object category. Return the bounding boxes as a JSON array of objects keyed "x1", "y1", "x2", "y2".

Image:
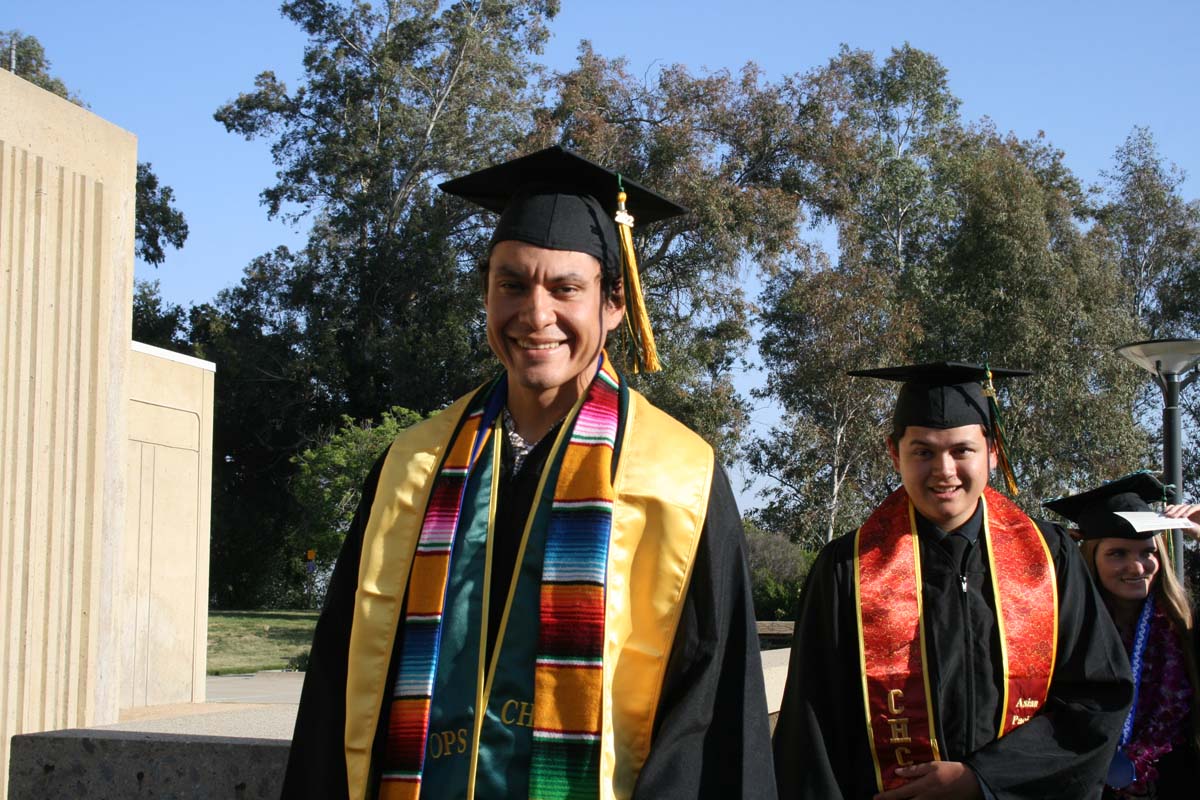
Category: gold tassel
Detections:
[
  {"x1": 615, "y1": 187, "x2": 660, "y2": 373},
  {"x1": 983, "y1": 365, "x2": 1019, "y2": 495}
]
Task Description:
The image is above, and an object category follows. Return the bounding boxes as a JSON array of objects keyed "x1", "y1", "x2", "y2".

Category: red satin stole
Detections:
[{"x1": 853, "y1": 487, "x2": 1058, "y2": 791}]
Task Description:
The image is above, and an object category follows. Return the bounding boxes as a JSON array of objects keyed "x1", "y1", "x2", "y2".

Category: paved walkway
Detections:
[
  {"x1": 98, "y1": 650, "x2": 789, "y2": 741},
  {"x1": 99, "y1": 672, "x2": 304, "y2": 740},
  {"x1": 207, "y1": 670, "x2": 305, "y2": 704}
]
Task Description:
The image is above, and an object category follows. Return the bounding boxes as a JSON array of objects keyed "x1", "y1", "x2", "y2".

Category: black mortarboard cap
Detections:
[
  {"x1": 438, "y1": 146, "x2": 686, "y2": 272},
  {"x1": 850, "y1": 361, "x2": 1031, "y2": 493},
  {"x1": 1042, "y1": 472, "x2": 1171, "y2": 540},
  {"x1": 846, "y1": 362, "x2": 1032, "y2": 433}
]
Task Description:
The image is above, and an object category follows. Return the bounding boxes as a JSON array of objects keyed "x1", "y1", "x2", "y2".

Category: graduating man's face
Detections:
[
  {"x1": 887, "y1": 424, "x2": 998, "y2": 531},
  {"x1": 485, "y1": 240, "x2": 624, "y2": 412}
]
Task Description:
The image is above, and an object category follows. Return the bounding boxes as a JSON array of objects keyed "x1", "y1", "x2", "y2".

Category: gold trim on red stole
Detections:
[
  {"x1": 855, "y1": 491, "x2": 940, "y2": 791},
  {"x1": 854, "y1": 487, "x2": 1057, "y2": 792},
  {"x1": 980, "y1": 487, "x2": 1058, "y2": 735}
]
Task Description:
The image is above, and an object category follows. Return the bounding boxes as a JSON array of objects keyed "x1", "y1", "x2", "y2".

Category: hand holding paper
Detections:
[{"x1": 1115, "y1": 508, "x2": 1200, "y2": 538}]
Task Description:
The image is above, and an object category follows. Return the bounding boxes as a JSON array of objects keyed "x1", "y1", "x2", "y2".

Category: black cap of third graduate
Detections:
[
  {"x1": 438, "y1": 146, "x2": 686, "y2": 273},
  {"x1": 846, "y1": 361, "x2": 1033, "y2": 435},
  {"x1": 1042, "y1": 472, "x2": 1171, "y2": 540}
]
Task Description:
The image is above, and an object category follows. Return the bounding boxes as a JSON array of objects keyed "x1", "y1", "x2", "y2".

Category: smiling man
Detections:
[
  {"x1": 281, "y1": 147, "x2": 775, "y2": 800},
  {"x1": 772, "y1": 362, "x2": 1132, "y2": 800}
]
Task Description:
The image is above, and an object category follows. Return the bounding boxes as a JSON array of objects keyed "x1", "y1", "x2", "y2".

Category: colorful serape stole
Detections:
[
  {"x1": 379, "y1": 388, "x2": 499, "y2": 800},
  {"x1": 380, "y1": 354, "x2": 621, "y2": 800},
  {"x1": 854, "y1": 486, "x2": 1058, "y2": 792},
  {"x1": 528, "y1": 357, "x2": 620, "y2": 800}
]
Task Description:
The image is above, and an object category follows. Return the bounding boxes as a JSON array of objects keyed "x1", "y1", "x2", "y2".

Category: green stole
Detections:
[
  {"x1": 345, "y1": 385, "x2": 715, "y2": 800},
  {"x1": 419, "y1": 428, "x2": 563, "y2": 797}
]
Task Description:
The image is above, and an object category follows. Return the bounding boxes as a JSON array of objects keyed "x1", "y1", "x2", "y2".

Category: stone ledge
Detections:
[
  {"x1": 9, "y1": 657, "x2": 790, "y2": 798},
  {"x1": 8, "y1": 729, "x2": 288, "y2": 799},
  {"x1": 762, "y1": 647, "x2": 789, "y2": 714}
]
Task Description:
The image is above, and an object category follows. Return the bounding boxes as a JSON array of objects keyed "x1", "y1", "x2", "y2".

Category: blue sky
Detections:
[
  {"x1": 10, "y1": 1, "x2": 1198, "y2": 305},
  {"x1": 8, "y1": 1, "x2": 1199, "y2": 504}
]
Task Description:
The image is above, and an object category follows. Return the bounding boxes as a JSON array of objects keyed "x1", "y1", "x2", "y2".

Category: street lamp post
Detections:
[{"x1": 1115, "y1": 338, "x2": 1200, "y2": 580}]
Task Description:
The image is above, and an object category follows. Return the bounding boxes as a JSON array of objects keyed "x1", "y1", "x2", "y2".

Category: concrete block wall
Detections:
[
  {"x1": 0, "y1": 70, "x2": 137, "y2": 797},
  {"x1": 123, "y1": 343, "x2": 215, "y2": 709}
]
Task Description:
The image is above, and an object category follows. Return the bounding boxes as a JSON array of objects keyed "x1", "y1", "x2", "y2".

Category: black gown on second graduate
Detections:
[{"x1": 773, "y1": 503, "x2": 1133, "y2": 799}]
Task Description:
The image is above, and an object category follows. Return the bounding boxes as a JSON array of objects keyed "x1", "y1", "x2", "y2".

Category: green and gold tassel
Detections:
[
  {"x1": 615, "y1": 183, "x2": 660, "y2": 373},
  {"x1": 983, "y1": 364, "x2": 1019, "y2": 495}
]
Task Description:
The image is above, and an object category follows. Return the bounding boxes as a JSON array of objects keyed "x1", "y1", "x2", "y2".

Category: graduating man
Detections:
[
  {"x1": 772, "y1": 363, "x2": 1133, "y2": 800},
  {"x1": 282, "y1": 147, "x2": 775, "y2": 800}
]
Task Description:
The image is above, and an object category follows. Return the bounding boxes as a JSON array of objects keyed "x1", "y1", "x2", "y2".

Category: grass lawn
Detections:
[{"x1": 207, "y1": 610, "x2": 319, "y2": 675}]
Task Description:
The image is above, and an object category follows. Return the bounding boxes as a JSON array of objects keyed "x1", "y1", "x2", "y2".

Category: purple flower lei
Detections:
[{"x1": 1118, "y1": 601, "x2": 1193, "y2": 794}]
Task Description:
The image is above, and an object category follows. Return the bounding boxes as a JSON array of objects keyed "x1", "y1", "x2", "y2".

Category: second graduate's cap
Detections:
[
  {"x1": 1042, "y1": 472, "x2": 1171, "y2": 540},
  {"x1": 846, "y1": 361, "x2": 1032, "y2": 433},
  {"x1": 848, "y1": 361, "x2": 1032, "y2": 494},
  {"x1": 438, "y1": 145, "x2": 685, "y2": 272}
]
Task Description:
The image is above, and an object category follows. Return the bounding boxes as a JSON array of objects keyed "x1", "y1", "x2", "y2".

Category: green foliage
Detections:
[
  {"x1": 1094, "y1": 127, "x2": 1200, "y2": 333},
  {"x1": 744, "y1": 521, "x2": 816, "y2": 621},
  {"x1": 135, "y1": 162, "x2": 190, "y2": 266},
  {"x1": 190, "y1": 248, "x2": 343, "y2": 608},
  {"x1": 291, "y1": 405, "x2": 425, "y2": 572},
  {"x1": 531, "y1": 50, "x2": 803, "y2": 461},
  {"x1": 132, "y1": 279, "x2": 189, "y2": 350},
  {"x1": 748, "y1": 45, "x2": 1155, "y2": 539},
  {"x1": 747, "y1": 255, "x2": 917, "y2": 546},
  {"x1": 207, "y1": 610, "x2": 318, "y2": 674},
  {"x1": 0, "y1": 29, "x2": 83, "y2": 103},
  {"x1": 1090, "y1": 129, "x2": 1200, "y2": 497},
  {"x1": 202, "y1": 1, "x2": 561, "y2": 607}
]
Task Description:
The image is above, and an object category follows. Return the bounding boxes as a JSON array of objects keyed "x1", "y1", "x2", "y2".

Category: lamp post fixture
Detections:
[{"x1": 1115, "y1": 338, "x2": 1200, "y2": 580}]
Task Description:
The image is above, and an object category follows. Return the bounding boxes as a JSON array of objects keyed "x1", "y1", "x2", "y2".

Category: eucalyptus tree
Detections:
[
  {"x1": 215, "y1": 0, "x2": 561, "y2": 419},
  {"x1": 531, "y1": 45, "x2": 804, "y2": 459},
  {"x1": 749, "y1": 45, "x2": 1149, "y2": 545},
  {"x1": 206, "y1": 0, "x2": 559, "y2": 605}
]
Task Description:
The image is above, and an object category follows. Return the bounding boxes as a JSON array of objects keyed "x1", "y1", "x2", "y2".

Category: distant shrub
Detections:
[
  {"x1": 745, "y1": 522, "x2": 818, "y2": 621},
  {"x1": 286, "y1": 649, "x2": 311, "y2": 672},
  {"x1": 286, "y1": 406, "x2": 426, "y2": 608}
]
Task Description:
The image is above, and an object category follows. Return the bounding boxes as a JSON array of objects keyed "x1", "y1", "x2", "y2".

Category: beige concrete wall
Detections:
[
  {"x1": 0, "y1": 70, "x2": 136, "y2": 797},
  {"x1": 123, "y1": 343, "x2": 214, "y2": 709}
]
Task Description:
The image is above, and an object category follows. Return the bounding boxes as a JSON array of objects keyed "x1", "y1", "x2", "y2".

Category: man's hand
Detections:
[
  {"x1": 1163, "y1": 503, "x2": 1200, "y2": 539},
  {"x1": 873, "y1": 761, "x2": 983, "y2": 800}
]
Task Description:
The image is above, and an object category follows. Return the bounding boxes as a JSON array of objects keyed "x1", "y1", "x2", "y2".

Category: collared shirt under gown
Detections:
[
  {"x1": 282, "y1": 425, "x2": 777, "y2": 800},
  {"x1": 773, "y1": 501, "x2": 1133, "y2": 799}
]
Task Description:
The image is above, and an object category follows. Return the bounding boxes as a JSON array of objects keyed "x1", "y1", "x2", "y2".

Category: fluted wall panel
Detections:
[{"x1": 0, "y1": 69, "x2": 136, "y2": 799}]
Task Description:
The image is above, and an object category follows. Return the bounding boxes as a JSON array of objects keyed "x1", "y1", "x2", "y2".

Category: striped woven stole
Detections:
[
  {"x1": 381, "y1": 354, "x2": 621, "y2": 800},
  {"x1": 528, "y1": 359, "x2": 620, "y2": 800},
  {"x1": 381, "y1": 396, "x2": 495, "y2": 797}
]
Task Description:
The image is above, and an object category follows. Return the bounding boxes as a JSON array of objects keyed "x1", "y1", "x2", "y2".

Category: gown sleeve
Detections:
[
  {"x1": 964, "y1": 521, "x2": 1134, "y2": 798},
  {"x1": 280, "y1": 450, "x2": 389, "y2": 800},
  {"x1": 632, "y1": 463, "x2": 779, "y2": 800},
  {"x1": 771, "y1": 536, "x2": 855, "y2": 799}
]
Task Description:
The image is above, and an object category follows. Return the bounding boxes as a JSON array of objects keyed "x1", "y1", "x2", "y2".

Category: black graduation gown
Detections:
[
  {"x1": 1130, "y1": 742, "x2": 1200, "y2": 799},
  {"x1": 281, "y1": 431, "x2": 777, "y2": 799},
  {"x1": 1151, "y1": 628, "x2": 1200, "y2": 795},
  {"x1": 1102, "y1": 601, "x2": 1200, "y2": 799},
  {"x1": 773, "y1": 502, "x2": 1134, "y2": 800}
]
